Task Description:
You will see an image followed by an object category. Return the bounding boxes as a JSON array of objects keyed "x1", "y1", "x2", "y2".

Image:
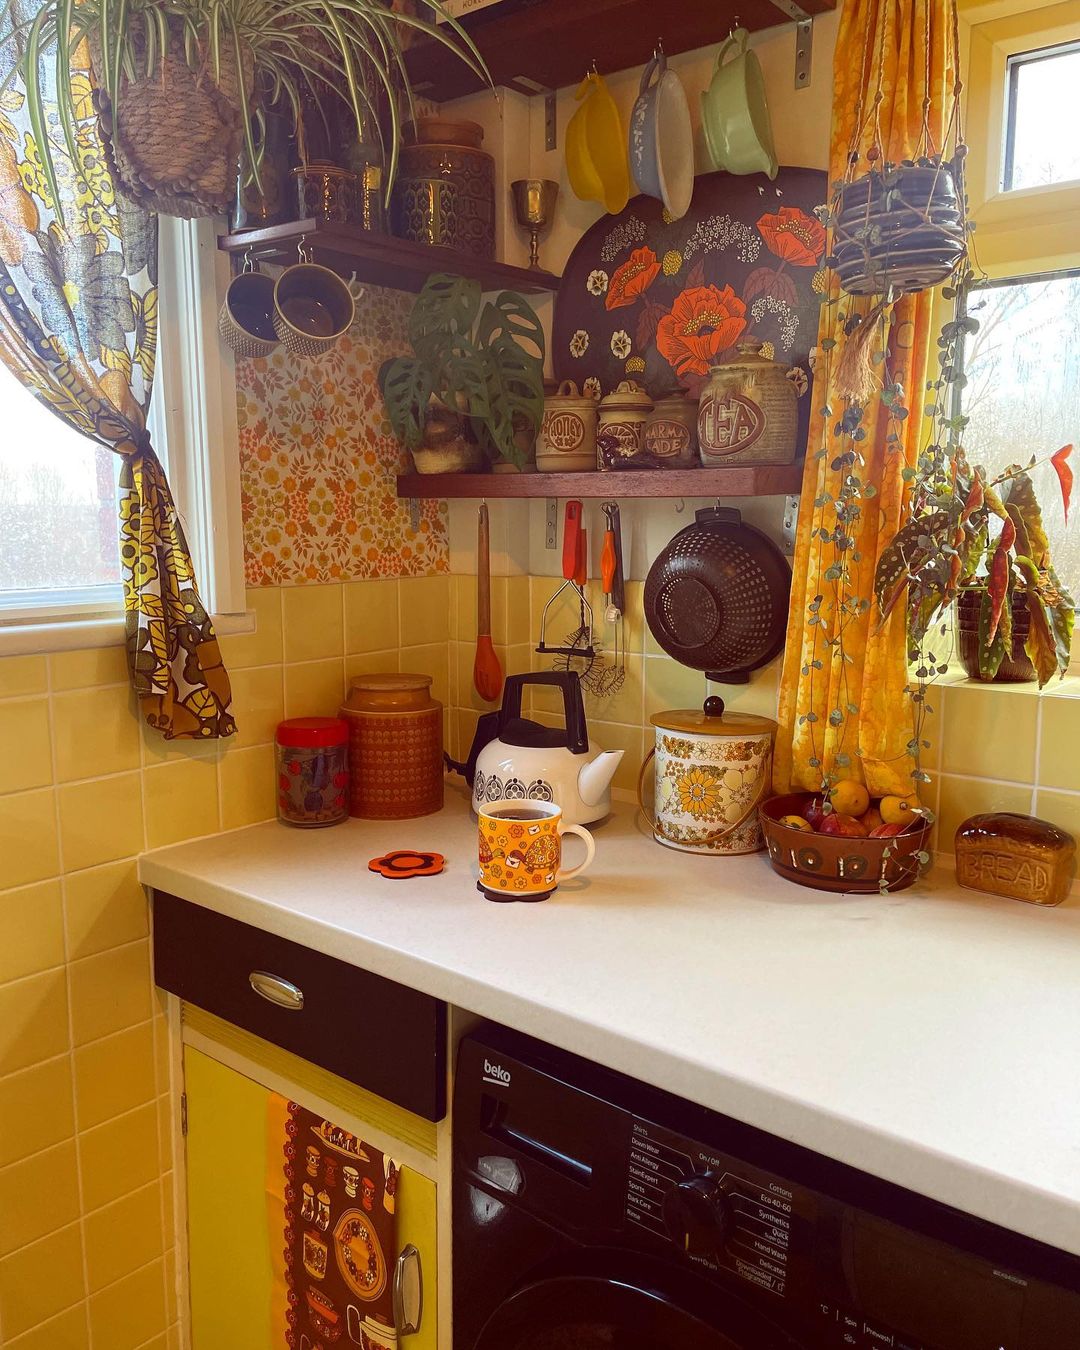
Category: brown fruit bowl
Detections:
[{"x1": 759, "y1": 794, "x2": 932, "y2": 894}]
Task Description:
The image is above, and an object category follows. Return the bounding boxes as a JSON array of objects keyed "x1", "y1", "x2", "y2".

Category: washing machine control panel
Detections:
[{"x1": 625, "y1": 1115, "x2": 810, "y2": 1302}]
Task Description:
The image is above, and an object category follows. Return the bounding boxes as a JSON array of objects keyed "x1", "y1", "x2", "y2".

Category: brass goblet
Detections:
[{"x1": 511, "y1": 179, "x2": 559, "y2": 271}]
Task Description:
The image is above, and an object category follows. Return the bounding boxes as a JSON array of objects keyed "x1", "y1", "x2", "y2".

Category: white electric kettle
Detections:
[{"x1": 451, "y1": 672, "x2": 623, "y2": 826}]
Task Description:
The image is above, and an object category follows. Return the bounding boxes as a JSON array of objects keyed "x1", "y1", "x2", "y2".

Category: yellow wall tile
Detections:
[
  {"x1": 219, "y1": 744, "x2": 277, "y2": 830},
  {"x1": 345, "y1": 651, "x2": 400, "y2": 684},
  {"x1": 345, "y1": 579, "x2": 399, "y2": 654},
  {"x1": 399, "y1": 643, "x2": 449, "y2": 708},
  {"x1": 64, "y1": 860, "x2": 148, "y2": 961},
  {"x1": 87, "y1": 1256, "x2": 167, "y2": 1350},
  {"x1": 644, "y1": 654, "x2": 710, "y2": 720},
  {"x1": 708, "y1": 665, "x2": 781, "y2": 721},
  {"x1": 79, "y1": 1102, "x2": 161, "y2": 1212},
  {"x1": 6, "y1": 1303, "x2": 89, "y2": 1349},
  {"x1": 0, "y1": 1221, "x2": 86, "y2": 1339},
  {"x1": 49, "y1": 646, "x2": 128, "y2": 691},
  {"x1": 52, "y1": 686, "x2": 141, "y2": 783},
  {"x1": 0, "y1": 1056, "x2": 75, "y2": 1169},
  {"x1": 228, "y1": 665, "x2": 284, "y2": 748},
  {"x1": 940, "y1": 685, "x2": 1038, "y2": 782},
  {"x1": 1035, "y1": 790, "x2": 1080, "y2": 843},
  {"x1": 69, "y1": 940, "x2": 152, "y2": 1047},
  {"x1": 400, "y1": 575, "x2": 451, "y2": 647},
  {"x1": 75, "y1": 1023, "x2": 157, "y2": 1131},
  {"x1": 84, "y1": 1181, "x2": 164, "y2": 1292},
  {"x1": 283, "y1": 659, "x2": 345, "y2": 718},
  {"x1": 282, "y1": 583, "x2": 343, "y2": 663},
  {"x1": 503, "y1": 576, "x2": 532, "y2": 646},
  {"x1": 216, "y1": 587, "x2": 283, "y2": 670},
  {"x1": 57, "y1": 773, "x2": 143, "y2": 872},
  {"x1": 0, "y1": 1139, "x2": 80, "y2": 1257},
  {"x1": 0, "y1": 655, "x2": 48, "y2": 699},
  {"x1": 0, "y1": 880, "x2": 64, "y2": 984},
  {"x1": 0, "y1": 970, "x2": 69, "y2": 1076},
  {"x1": 0, "y1": 789, "x2": 59, "y2": 890},
  {"x1": 143, "y1": 758, "x2": 220, "y2": 849},
  {"x1": 452, "y1": 573, "x2": 476, "y2": 641},
  {"x1": 1039, "y1": 696, "x2": 1080, "y2": 793},
  {"x1": 581, "y1": 653, "x2": 644, "y2": 727},
  {"x1": 936, "y1": 775, "x2": 1034, "y2": 854},
  {"x1": 589, "y1": 721, "x2": 646, "y2": 795},
  {"x1": 0, "y1": 700, "x2": 52, "y2": 794}
]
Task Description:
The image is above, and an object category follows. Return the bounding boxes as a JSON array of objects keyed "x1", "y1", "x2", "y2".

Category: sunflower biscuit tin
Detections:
[{"x1": 639, "y1": 698, "x2": 776, "y2": 855}]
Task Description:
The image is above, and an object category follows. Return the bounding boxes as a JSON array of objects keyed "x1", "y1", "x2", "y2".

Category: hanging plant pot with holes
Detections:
[{"x1": 830, "y1": 156, "x2": 968, "y2": 297}]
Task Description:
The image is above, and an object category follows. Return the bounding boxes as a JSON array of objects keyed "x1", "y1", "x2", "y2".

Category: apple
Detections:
[
  {"x1": 803, "y1": 796, "x2": 827, "y2": 830},
  {"x1": 870, "y1": 822, "x2": 909, "y2": 838},
  {"x1": 818, "y1": 812, "x2": 869, "y2": 838},
  {"x1": 860, "y1": 806, "x2": 885, "y2": 832}
]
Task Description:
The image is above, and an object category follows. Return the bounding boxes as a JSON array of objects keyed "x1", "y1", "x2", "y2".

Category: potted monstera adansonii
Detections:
[
  {"x1": 381, "y1": 273, "x2": 546, "y2": 474},
  {"x1": 874, "y1": 444, "x2": 1075, "y2": 686}
]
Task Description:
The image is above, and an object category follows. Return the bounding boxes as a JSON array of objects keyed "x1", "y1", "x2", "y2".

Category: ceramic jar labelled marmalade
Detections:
[
  {"x1": 643, "y1": 391, "x2": 699, "y2": 468},
  {"x1": 697, "y1": 341, "x2": 797, "y2": 466}
]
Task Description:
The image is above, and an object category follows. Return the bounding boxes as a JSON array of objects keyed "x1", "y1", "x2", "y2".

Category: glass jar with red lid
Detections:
[{"x1": 275, "y1": 718, "x2": 349, "y2": 827}]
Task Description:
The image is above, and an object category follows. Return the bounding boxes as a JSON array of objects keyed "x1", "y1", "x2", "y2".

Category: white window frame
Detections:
[{"x1": 0, "y1": 216, "x2": 252, "y2": 656}]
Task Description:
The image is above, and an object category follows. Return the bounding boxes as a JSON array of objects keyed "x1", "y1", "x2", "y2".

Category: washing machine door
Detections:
[{"x1": 473, "y1": 1267, "x2": 805, "y2": 1350}]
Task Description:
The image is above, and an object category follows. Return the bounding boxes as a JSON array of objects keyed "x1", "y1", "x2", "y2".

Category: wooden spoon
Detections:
[{"x1": 473, "y1": 503, "x2": 504, "y2": 702}]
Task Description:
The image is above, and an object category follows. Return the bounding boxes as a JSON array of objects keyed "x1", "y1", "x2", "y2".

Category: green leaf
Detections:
[
  {"x1": 976, "y1": 584, "x2": 1008, "y2": 681},
  {"x1": 409, "y1": 273, "x2": 481, "y2": 359},
  {"x1": 1001, "y1": 470, "x2": 1049, "y2": 568},
  {"x1": 380, "y1": 356, "x2": 433, "y2": 451}
]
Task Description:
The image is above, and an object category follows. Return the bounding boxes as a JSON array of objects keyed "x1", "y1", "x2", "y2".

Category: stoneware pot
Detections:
[
  {"x1": 638, "y1": 697, "x2": 776, "y2": 856},
  {"x1": 272, "y1": 263, "x2": 355, "y2": 358},
  {"x1": 339, "y1": 673, "x2": 443, "y2": 819},
  {"x1": 219, "y1": 266, "x2": 279, "y2": 358},
  {"x1": 537, "y1": 379, "x2": 598, "y2": 472},
  {"x1": 643, "y1": 392, "x2": 699, "y2": 468},
  {"x1": 957, "y1": 587, "x2": 1037, "y2": 683},
  {"x1": 412, "y1": 400, "x2": 485, "y2": 474},
  {"x1": 597, "y1": 380, "x2": 653, "y2": 468},
  {"x1": 697, "y1": 341, "x2": 798, "y2": 466},
  {"x1": 393, "y1": 116, "x2": 495, "y2": 259},
  {"x1": 701, "y1": 28, "x2": 778, "y2": 180},
  {"x1": 629, "y1": 52, "x2": 694, "y2": 221}
]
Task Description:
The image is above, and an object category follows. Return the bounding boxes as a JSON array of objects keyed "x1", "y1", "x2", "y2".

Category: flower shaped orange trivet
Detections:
[{"x1": 367, "y1": 850, "x2": 446, "y2": 879}]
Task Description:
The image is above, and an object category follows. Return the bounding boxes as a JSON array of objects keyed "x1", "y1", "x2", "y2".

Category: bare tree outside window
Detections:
[{"x1": 1004, "y1": 42, "x2": 1080, "y2": 191}]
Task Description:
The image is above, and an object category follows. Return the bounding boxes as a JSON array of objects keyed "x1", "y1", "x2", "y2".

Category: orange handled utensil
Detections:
[{"x1": 473, "y1": 502, "x2": 504, "y2": 702}]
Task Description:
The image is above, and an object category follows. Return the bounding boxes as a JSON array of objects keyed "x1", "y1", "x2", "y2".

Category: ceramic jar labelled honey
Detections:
[
  {"x1": 339, "y1": 673, "x2": 443, "y2": 819},
  {"x1": 697, "y1": 341, "x2": 797, "y2": 466},
  {"x1": 537, "y1": 379, "x2": 598, "y2": 472}
]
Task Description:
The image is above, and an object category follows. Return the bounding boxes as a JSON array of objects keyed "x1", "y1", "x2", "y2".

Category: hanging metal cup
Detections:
[
  {"x1": 218, "y1": 257, "x2": 280, "y2": 358},
  {"x1": 272, "y1": 247, "x2": 355, "y2": 358}
]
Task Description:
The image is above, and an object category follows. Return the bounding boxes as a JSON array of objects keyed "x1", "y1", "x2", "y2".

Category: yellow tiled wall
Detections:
[{"x1": 0, "y1": 574, "x2": 446, "y2": 1348}]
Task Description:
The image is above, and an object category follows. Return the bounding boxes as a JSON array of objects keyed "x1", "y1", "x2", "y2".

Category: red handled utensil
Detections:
[{"x1": 473, "y1": 502, "x2": 504, "y2": 702}]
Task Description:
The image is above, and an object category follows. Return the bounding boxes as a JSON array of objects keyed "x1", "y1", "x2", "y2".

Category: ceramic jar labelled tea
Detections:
[{"x1": 697, "y1": 341, "x2": 797, "y2": 466}]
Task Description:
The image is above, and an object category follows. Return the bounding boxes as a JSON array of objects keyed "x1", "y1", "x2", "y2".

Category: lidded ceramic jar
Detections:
[
  {"x1": 537, "y1": 379, "x2": 598, "y2": 473},
  {"x1": 644, "y1": 391, "x2": 699, "y2": 468},
  {"x1": 597, "y1": 380, "x2": 653, "y2": 469},
  {"x1": 339, "y1": 673, "x2": 443, "y2": 819},
  {"x1": 697, "y1": 341, "x2": 798, "y2": 466},
  {"x1": 392, "y1": 116, "x2": 495, "y2": 259},
  {"x1": 639, "y1": 696, "x2": 775, "y2": 855}
]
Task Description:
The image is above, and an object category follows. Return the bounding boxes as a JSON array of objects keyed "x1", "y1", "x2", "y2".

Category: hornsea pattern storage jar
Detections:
[
  {"x1": 392, "y1": 117, "x2": 496, "y2": 260},
  {"x1": 340, "y1": 674, "x2": 444, "y2": 820},
  {"x1": 275, "y1": 718, "x2": 350, "y2": 827}
]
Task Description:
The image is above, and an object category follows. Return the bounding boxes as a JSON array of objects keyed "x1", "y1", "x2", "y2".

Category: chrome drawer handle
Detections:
[
  {"x1": 248, "y1": 971, "x2": 304, "y2": 1010},
  {"x1": 393, "y1": 1243, "x2": 422, "y2": 1336}
]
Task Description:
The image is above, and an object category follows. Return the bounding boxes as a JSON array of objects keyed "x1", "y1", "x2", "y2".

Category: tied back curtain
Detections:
[
  {"x1": 0, "y1": 20, "x2": 235, "y2": 739},
  {"x1": 774, "y1": 0, "x2": 954, "y2": 798}
]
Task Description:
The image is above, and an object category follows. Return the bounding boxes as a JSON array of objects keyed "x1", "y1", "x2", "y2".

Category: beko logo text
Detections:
[{"x1": 483, "y1": 1059, "x2": 511, "y2": 1086}]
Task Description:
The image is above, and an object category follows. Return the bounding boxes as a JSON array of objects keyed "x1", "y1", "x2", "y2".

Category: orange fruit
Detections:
[
  {"x1": 779, "y1": 814, "x2": 813, "y2": 832},
  {"x1": 880, "y1": 794, "x2": 920, "y2": 826},
  {"x1": 828, "y1": 779, "x2": 870, "y2": 818}
]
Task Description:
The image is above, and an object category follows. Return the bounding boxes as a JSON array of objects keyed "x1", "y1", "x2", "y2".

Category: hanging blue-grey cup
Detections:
[{"x1": 628, "y1": 51, "x2": 694, "y2": 220}]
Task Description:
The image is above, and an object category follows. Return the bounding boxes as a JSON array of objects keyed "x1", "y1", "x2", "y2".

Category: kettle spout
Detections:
[{"x1": 577, "y1": 750, "x2": 624, "y2": 806}]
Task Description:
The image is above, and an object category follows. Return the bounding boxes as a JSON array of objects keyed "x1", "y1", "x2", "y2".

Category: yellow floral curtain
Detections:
[
  {"x1": 0, "y1": 26, "x2": 235, "y2": 739},
  {"x1": 774, "y1": 0, "x2": 954, "y2": 797}
]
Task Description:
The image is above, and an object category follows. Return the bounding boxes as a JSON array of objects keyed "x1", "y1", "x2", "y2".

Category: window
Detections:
[
  {"x1": 1002, "y1": 41, "x2": 1080, "y2": 192},
  {"x1": 959, "y1": 269, "x2": 1080, "y2": 599}
]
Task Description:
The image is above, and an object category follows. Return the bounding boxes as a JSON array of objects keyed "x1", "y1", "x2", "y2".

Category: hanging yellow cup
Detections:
[{"x1": 566, "y1": 71, "x2": 631, "y2": 215}]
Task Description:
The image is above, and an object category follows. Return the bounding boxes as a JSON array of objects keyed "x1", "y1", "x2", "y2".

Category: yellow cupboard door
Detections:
[{"x1": 184, "y1": 1045, "x2": 438, "y2": 1349}]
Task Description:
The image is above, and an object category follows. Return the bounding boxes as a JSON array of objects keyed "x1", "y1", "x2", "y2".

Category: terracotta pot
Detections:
[
  {"x1": 956, "y1": 587, "x2": 1036, "y2": 683},
  {"x1": 339, "y1": 674, "x2": 443, "y2": 819},
  {"x1": 697, "y1": 342, "x2": 797, "y2": 466},
  {"x1": 392, "y1": 116, "x2": 495, "y2": 259}
]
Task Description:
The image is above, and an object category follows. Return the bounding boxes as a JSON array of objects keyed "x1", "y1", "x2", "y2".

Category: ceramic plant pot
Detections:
[
  {"x1": 597, "y1": 380, "x2": 653, "y2": 469},
  {"x1": 700, "y1": 28, "x2": 778, "y2": 179},
  {"x1": 537, "y1": 379, "x2": 598, "y2": 472},
  {"x1": 413, "y1": 400, "x2": 485, "y2": 474},
  {"x1": 393, "y1": 116, "x2": 496, "y2": 259},
  {"x1": 697, "y1": 342, "x2": 798, "y2": 466},
  {"x1": 629, "y1": 52, "x2": 694, "y2": 221},
  {"x1": 643, "y1": 393, "x2": 699, "y2": 468},
  {"x1": 957, "y1": 587, "x2": 1037, "y2": 683}
]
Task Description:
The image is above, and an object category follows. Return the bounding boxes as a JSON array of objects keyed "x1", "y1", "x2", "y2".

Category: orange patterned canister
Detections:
[{"x1": 340, "y1": 674, "x2": 443, "y2": 820}]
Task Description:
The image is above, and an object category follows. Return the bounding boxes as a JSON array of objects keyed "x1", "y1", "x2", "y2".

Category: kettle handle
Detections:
[{"x1": 498, "y1": 672, "x2": 589, "y2": 756}]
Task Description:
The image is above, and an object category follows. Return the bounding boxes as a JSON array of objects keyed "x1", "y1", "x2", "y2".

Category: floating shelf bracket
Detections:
[
  {"x1": 766, "y1": 0, "x2": 815, "y2": 87},
  {"x1": 782, "y1": 494, "x2": 800, "y2": 555},
  {"x1": 508, "y1": 75, "x2": 558, "y2": 150}
]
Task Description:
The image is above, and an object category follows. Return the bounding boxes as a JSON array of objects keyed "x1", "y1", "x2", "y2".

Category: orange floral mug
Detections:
[{"x1": 477, "y1": 799, "x2": 595, "y2": 902}]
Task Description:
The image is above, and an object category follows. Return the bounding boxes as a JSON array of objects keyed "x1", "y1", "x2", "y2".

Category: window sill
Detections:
[
  {"x1": 0, "y1": 610, "x2": 256, "y2": 658},
  {"x1": 930, "y1": 669, "x2": 1080, "y2": 698}
]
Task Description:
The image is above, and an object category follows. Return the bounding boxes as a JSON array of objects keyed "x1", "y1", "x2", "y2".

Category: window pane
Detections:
[
  {"x1": 0, "y1": 362, "x2": 122, "y2": 601},
  {"x1": 961, "y1": 273, "x2": 1080, "y2": 599},
  {"x1": 1005, "y1": 44, "x2": 1080, "y2": 191}
]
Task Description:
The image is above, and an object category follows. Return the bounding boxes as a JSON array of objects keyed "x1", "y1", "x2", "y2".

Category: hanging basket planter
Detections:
[
  {"x1": 831, "y1": 158, "x2": 967, "y2": 297},
  {"x1": 90, "y1": 25, "x2": 252, "y2": 219}
]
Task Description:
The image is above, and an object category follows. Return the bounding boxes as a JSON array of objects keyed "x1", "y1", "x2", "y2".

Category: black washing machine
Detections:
[{"x1": 453, "y1": 1024, "x2": 1080, "y2": 1349}]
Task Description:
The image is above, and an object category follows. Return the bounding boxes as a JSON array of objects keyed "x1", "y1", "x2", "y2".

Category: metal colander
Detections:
[{"x1": 643, "y1": 506, "x2": 791, "y2": 682}]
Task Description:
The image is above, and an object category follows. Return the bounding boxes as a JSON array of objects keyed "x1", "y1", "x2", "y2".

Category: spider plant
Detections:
[{"x1": 2, "y1": 0, "x2": 492, "y2": 218}]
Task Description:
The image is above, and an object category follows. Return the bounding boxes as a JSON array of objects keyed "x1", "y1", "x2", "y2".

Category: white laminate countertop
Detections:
[{"x1": 139, "y1": 784, "x2": 1080, "y2": 1258}]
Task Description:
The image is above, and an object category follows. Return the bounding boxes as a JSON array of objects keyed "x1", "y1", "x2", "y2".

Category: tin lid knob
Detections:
[{"x1": 702, "y1": 695, "x2": 726, "y2": 719}]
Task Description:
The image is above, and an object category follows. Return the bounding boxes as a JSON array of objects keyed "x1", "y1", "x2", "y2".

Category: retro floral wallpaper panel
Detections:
[
  {"x1": 553, "y1": 168, "x2": 829, "y2": 453},
  {"x1": 236, "y1": 283, "x2": 449, "y2": 585}
]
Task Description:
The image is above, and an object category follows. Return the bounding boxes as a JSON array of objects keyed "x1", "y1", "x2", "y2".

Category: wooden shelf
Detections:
[
  {"x1": 397, "y1": 466, "x2": 803, "y2": 498},
  {"x1": 406, "y1": 0, "x2": 836, "y2": 102},
  {"x1": 217, "y1": 219, "x2": 559, "y2": 293}
]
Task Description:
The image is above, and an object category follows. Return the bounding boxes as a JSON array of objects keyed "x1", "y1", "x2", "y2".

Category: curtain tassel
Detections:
[{"x1": 834, "y1": 294, "x2": 893, "y2": 405}]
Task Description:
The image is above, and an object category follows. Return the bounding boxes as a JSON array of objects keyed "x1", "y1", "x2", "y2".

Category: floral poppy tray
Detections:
[{"x1": 552, "y1": 168, "x2": 828, "y2": 452}]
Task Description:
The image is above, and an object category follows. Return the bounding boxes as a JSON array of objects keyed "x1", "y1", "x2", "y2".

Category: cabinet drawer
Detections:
[{"x1": 152, "y1": 891, "x2": 446, "y2": 1120}]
